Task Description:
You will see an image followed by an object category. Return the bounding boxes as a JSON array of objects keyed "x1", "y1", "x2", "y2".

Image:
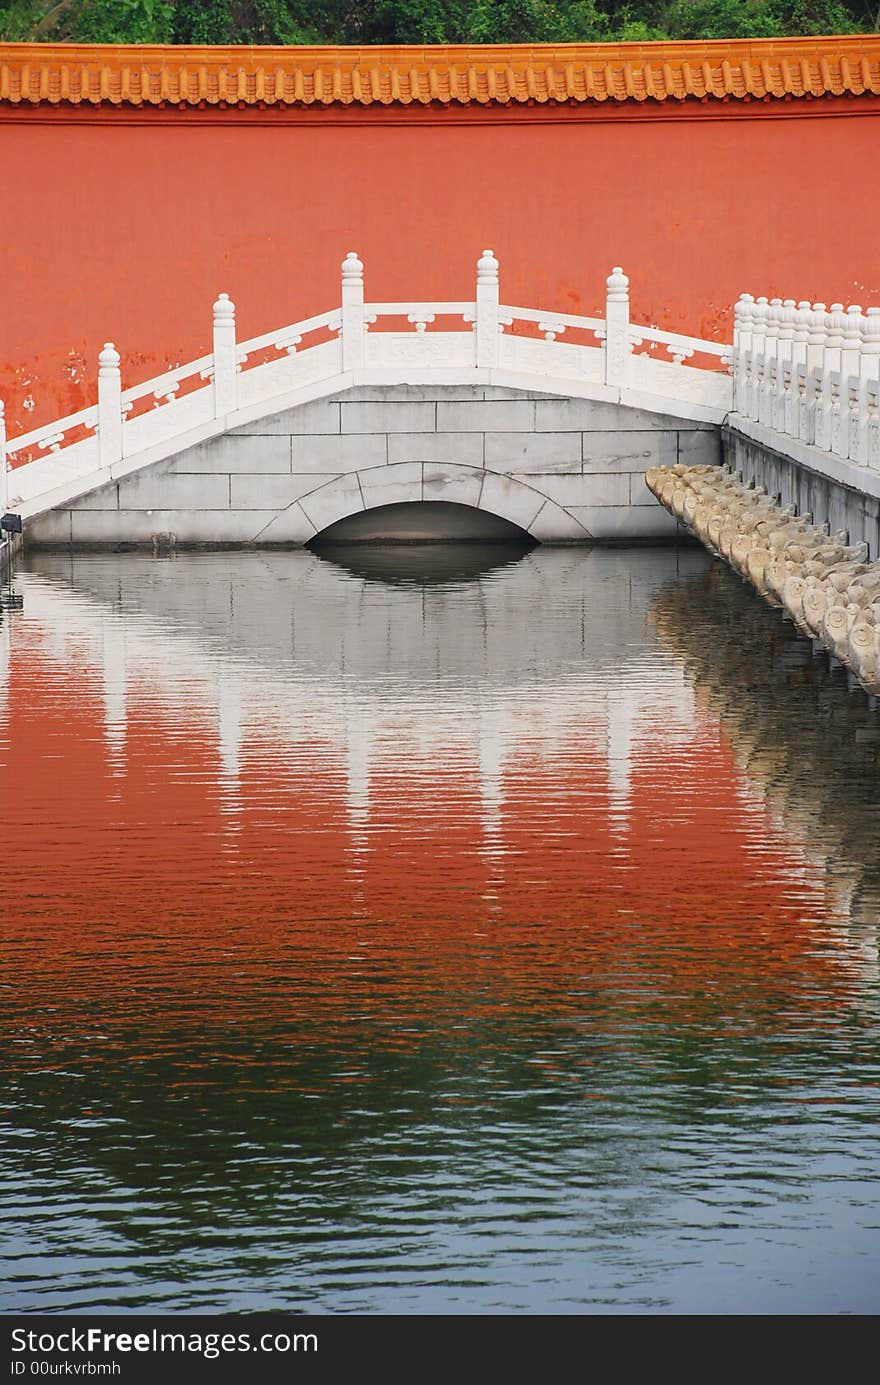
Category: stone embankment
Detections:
[{"x1": 646, "y1": 464, "x2": 880, "y2": 696}]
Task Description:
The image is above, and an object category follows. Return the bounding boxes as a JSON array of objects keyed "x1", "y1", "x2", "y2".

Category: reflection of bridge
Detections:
[
  {"x1": 5, "y1": 547, "x2": 876, "y2": 968},
  {"x1": 4, "y1": 549, "x2": 708, "y2": 853}
]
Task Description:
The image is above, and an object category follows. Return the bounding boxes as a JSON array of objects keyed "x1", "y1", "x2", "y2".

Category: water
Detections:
[{"x1": 0, "y1": 544, "x2": 878, "y2": 1315}]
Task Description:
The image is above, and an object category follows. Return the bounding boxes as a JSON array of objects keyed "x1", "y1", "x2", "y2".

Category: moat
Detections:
[{"x1": 1, "y1": 545, "x2": 878, "y2": 1314}]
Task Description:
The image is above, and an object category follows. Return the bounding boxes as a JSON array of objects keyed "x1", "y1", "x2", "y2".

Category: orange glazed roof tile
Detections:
[{"x1": 1, "y1": 36, "x2": 879, "y2": 109}]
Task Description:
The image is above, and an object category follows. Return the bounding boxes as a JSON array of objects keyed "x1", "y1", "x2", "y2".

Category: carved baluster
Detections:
[
  {"x1": 867, "y1": 382, "x2": 880, "y2": 472},
  {"x1": 0, "y1": 401, "x2": 8, "y2": 515},
  {"x1": 341, "y1": 251, "x2": 365, "y2": 372},
  {"x1": 749, "y1": 297, "x2": 768, "y2": 419},
  {"x1": 796, "y1": 362, "x2": 810, "y2": 443},
  {"x1": 733, "y1": 294, "x2": 746, "y2": 414},
  {"x1": 783, "y1": 359, "x2": 796, "y2": 437},
  {"x1": 804, "y1": 303, "x2": 827, "y2": 447},
  {"x1": 604, "y1": 266, "x2": 630, "y2": 386},
  {"x1": 817, "y1": 303, "x2": 843, "y2": 452},
  {"x1": 475, "y1": 249, "x2": 500, "y2": 369},
  {"x1": 761, "y1": 298, "x2": 782, "y2": 426},
  {"x1": 733, "y1": 292, "x2": 754, "y2": 413},
  {"x1": 212, "y1": 293, "x2": 237, "y2": 416},
  {"x1": 841, "y1": 306, "x2": 863, "y2": 461},
  {"x1": 847, "y1": 373, "x2": 862, "y2": 463},
  {"x1": 789, "y1": 301, "x2": 811, "y2": 437},
  {"x1": 98, "y1": 343, "x2": 123, "y2": 467},
  {"x1": 538, "y1": 321, "x2": 565, "y2": 342},
  {"x1": 776, "y1": 299, "x2": 796, "y2": 432},
  {"x1": 860, "y1": 312, "x2": 880, "y2": 468},
  {"x1": 828, "y1": 371, "x2": 842, "y2": 456}
]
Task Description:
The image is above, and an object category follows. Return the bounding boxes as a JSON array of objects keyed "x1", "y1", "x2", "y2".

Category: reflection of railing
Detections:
[
  {"x1": 650, "y1": 566, "x2": 880, "y2": 934},
  {"x1": 2, "y1": 251, "x2": 732, "y2": 516},
  {"x1": 732, "y1": 295, "x2": 880, "y2": 469}
]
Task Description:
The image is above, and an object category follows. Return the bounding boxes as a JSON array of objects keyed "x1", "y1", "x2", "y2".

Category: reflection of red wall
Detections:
[
  {"x1": 2, "y1": 97, "x2": 879, "y2": 436},
  {"x1": 2, "y1": 628, "x2": 850, "y2": 1047}
]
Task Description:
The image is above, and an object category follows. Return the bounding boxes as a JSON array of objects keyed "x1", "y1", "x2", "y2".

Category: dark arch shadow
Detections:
[{"x1": 308, "y1": 500, "x2": 535, "y2": 584}]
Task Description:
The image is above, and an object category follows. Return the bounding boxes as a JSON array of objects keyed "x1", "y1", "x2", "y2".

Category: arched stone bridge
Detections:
[{"x1": 1, "y1": 251, "x2": 729, "y2": 547}]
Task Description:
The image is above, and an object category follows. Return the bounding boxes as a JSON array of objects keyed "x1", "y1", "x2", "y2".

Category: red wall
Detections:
[{"x1": 2, "y1": 100, "x2": 879, "y2": 436}]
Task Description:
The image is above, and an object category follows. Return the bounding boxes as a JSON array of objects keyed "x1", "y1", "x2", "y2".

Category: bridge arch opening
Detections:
[{"x1": 308, "y1": 500, "x2": 535, "y2": 547}]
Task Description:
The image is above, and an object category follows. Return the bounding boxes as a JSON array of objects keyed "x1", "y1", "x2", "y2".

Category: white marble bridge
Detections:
[{"x1": 1, "y1": 253, "x2": 879, "y2": 549}]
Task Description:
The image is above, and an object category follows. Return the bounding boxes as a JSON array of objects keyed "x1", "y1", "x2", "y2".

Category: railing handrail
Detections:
[
  {"x1": 236, "y1": 307, "x2": 342, "y2": 361},
  {"x1": 7, "y1": 403, "x2": 98, "y2": 455},
  {"x1": 121, "y1": 353, "x2": 214, "y2": 407},
  {"x1": 365, "y1": 301, "x2": 473, "y2": 318},
  {"x1": 500, "y1": 304, "x2": 605, "y2": 333},
  {"x1": 631, "y1": 325, "x2": 730, "y2": 359}
]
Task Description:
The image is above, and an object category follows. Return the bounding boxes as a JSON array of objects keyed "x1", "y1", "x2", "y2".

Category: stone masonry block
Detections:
[
  {"x1": 513, "y1": 473, "x2": 631, "y2": 507},
  {"x1": 230, "y1": 400, "x2": 341, "y2": 435},
  {"x1": 535, "y1": 399, "x2": 703, "y2": 433},
  {"x1": 115, "y1": 471, "x2": 230, "y2": 511},
  {"x1": 68, "y1": 509, "x2": 286, "y2": 545},
  {"x1": 358, "y1": 461, "x2": 423, "y2": 510},
  {"x1": 230, "y1": 474, "x2": 338, "y2": 510},
  {"x1": 298, "y1": 473, "x2": 364, "y2": 533},
  {"x1": 26, "y1": 510, "x2": 73, "y2": 544},
  {"x1": 245, "y1": 503, "x2": 316, "y2": 544},
  {"x1": 172, "y1": 434, "x2": 291, "y2": 474},
  {"x1": 527, "y1": 505, "x2": 592, "y2": 542},
  {"x1": 422, "y1": 463, "x2": 484, "y2": 509},
  {"x1": 479, "y1": 472, "x2": 545, "y2": 530},
  {"x1": 387, "y1": 432, "x2": 483, "y2": 466},
  {"x1": 582, "y1": 431, "x2": 677, "y2": 472},
  {"x1": 291, "y1": 434, "x2": 387, "y2": 474},
  {"x1": 484, "y1": 432, "x2": 580, "y2": 473},
  {"x1": 341, "y1": 401, "x2": 436, "y2": 434},
  {"x1": 567, "y1": 504, "x2": 679, "y2": 540},
  {"x1": 327, "y1": 384, "x2": 479, "y2": 404},
  {"x1": 436, "y1": 400, "x2": 536, "y2": 432},
  {"x1": 68, "y1": 481, "x2": 120, "y2": 511},
  {"x1": 677, "y1": 430, "x2": 722, "y2": 466}
]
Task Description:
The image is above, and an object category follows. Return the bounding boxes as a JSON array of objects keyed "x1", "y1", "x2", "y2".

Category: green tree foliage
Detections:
[{"x1": 0, "y1": 0, "x2": 875, "y2": 45}]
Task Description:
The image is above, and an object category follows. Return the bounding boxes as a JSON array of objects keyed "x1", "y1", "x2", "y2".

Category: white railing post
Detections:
[
  {"x1": 212, "y1": 293, "x2": 237, "y2": 416},
  {"x1": 802, "y1": 303, "x2": 827, "y2": 446},
  {"x1": 842, "y1": 305, "x2": 863, "y2": 382},
  {"x1": 97, "y1": 343, "x2": 122, "y2": 468},
  {"x1": 837, "y1": 305, "x2": 861, "y2": 460},
  {"x1": 341, "y1": 251, "x2": 365, "y2": 372},
  {"x1": 733, "y1": 293, "x2": 753, "y2": 413},
  {"x1": 857, "y1": 308, "x2": 880, "y2": 466},
  {"x1": 604, "y1": 267, "x2": 630, "y2": 386},
  {"x1": 776, "y1": 299, "x2": 796, "y2": 432},
  {"x1": 475, "y1": 249, "x2": 500, "y2": 369}
]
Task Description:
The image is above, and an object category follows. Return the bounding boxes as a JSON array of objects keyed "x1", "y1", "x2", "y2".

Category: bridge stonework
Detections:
[{"x1": 26, "y1": 385, "x2": 719, "y2": 548}]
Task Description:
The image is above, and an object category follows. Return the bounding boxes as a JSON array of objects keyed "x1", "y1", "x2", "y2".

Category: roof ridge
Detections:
[{"x1": 2, "y1": 35, "x2": 879, "y2": 109}]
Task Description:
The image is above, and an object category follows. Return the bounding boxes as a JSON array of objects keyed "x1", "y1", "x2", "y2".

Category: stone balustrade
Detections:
[{"x1": 732, "y1": 293, "x2": 880, "y2": 470}]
